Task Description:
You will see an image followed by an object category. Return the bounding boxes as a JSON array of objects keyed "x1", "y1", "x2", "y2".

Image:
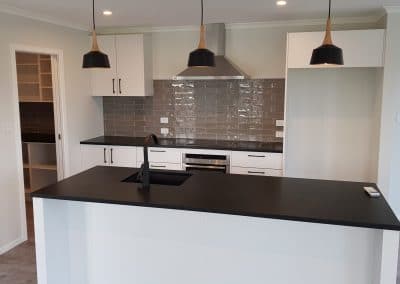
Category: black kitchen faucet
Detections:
[{"x1": 137, "y1": 134, "x2": 159, "y2": 190}]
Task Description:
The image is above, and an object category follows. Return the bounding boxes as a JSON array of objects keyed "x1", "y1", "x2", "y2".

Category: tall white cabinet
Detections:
[{"x1": 90, "y1": 34, "x2": 153, "y2": 97}]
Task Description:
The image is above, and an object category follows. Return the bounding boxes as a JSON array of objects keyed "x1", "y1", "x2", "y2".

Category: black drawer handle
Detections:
[
  {"x1": 150, "y1": 150, "x2": 166, "y2": 153},
  {"x1": 112, "y1": 79, "x2": 115, "y2": 94},
  {"x1": 248, "y1": 171, "x2": 265, "y2": 175},
  {"x1": 248, "y1": 155, "x2": 266, "y2": 158},
  {"x1": 151, "y1": 165, "x2": 166, "y2": 168},
  {"x1": 110, "y1": 148, "x2": 114, "y2": 164},
  {"x1": 119, "y1": 79, "x2": 122, "y2": 94},
  {"x1": 103, "y1": 148, "x2": 107, "y2": 164}
]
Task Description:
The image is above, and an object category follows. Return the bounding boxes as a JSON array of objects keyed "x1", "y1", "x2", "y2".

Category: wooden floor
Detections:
[
  {"x1": 0, "y1": 202, "x2": 399, "y2": 284},
  {"x1": 0, "y1": 202, "x2": 37, "y2": 284}
]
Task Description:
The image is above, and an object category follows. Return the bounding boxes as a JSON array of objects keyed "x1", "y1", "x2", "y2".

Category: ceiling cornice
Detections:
[
  {"x1": 98, "y1": 15, "x2": 383, "y2": 34},
  {"x1": 225, "y1": 15, "x2": 383, "y2": 30},
  {"x1": 0, "y1": 3, "x2": 87, "y2": 31},
  {"x1": 384, "y1": 6, "x2": 400, "y2": 13},
  {"x1": 0, "y1": 3, "x2": 383, "y2": 33}
]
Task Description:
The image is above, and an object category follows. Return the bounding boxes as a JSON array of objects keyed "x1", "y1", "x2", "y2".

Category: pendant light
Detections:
[
  {"x1": 82, "y1": 0, "x2": 110, "y2": 68},
  {"x1": 187, "y1": 0, "x2": 215, "y2": 67},
  {"x1": 310, "y1": 0, "x2": 343, "y2": 65}
]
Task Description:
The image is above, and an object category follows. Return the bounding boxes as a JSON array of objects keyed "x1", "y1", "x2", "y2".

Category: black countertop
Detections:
[
  {"x1": 32, "y1": 166, "x2": 400, "y2": 231},
  {"x1": 80, "y1": 136, "x2": 283, "y2": 153}
]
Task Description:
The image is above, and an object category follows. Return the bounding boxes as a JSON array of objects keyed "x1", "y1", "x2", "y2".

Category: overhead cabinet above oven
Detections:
[{"x1": 89, "y1": 34, "x2": 153, "y2": 97}]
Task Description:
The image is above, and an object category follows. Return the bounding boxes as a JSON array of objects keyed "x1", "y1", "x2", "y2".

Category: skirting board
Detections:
[{"x1": 0, "y1": 236, "x2": 26, "y2": 255}]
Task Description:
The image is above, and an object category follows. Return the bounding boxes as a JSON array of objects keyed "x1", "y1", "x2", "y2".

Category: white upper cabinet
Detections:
[
  {"x1": 287, "y1": 29, "x2": 385, "y2": 69},
  {"x1": 90, "y1": 34, "x2": 153, "y2": 97},
  {"x1": 90, "y1": 36, "x2": 118, "y2": 97}
]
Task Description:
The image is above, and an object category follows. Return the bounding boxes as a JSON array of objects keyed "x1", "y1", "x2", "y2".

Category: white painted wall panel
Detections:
[
  {"x1": 0, "y1": 12, "x2": 103, "y2": 253},
  {"x1": 36, "y1": 199, "x2": 382, "y2": 284},
  {"x1": 285, "y1": 68, "x2": 381, "y2": 182}
]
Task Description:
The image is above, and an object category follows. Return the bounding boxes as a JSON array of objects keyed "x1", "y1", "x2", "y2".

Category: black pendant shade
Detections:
[
  {"x1": 188, "y1": 48, "x2": 215, "y2": 67},
  {"x1": 83, "y1": 50, "x2": 110, "y2": 68},
  {"x1": 82, "y1": 0, "x2": 110, "y2": 69},
  {"x1": 310, "y1": 0, "x2": 344, "y2": 66},
  {"x1": 187, "y1": 0, "x2": 215, "y2": 68},
  {"x1": 310, "y1": 44, "x2": 343, "y2": 65}
]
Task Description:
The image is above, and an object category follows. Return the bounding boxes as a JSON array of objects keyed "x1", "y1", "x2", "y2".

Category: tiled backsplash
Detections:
[
  {"x1": 104, "y1": 79, "x2": 285, "y2": 142},
  {"x1": 19, "y1": 102, "x2": 55, "y2": 134}
]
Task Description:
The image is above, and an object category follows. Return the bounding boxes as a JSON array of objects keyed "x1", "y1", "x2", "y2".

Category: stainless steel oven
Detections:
[{"x1": 182, "y1": 153, "x2": 230, "y2": 173}]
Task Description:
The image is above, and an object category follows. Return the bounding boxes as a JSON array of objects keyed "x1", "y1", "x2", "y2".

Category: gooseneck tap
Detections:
[{"x1": 137, "y1": 134, "x2": 159, "y2": 190}]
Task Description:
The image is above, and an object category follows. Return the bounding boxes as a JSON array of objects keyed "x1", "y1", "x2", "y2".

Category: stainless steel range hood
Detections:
[{"x1": 174, "y1": 23, "x2": 247, "y2": 80}]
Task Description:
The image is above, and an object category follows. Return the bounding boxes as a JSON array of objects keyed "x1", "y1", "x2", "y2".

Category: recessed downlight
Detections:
[
  {"x1": 276, "y1": 0, "x2": 287, "y2": 6},
  {"x1": 103, "y1": 10, "x2": 112, "y2": 16}
]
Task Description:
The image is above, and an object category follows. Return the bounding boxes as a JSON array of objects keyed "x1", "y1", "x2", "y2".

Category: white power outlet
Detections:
[
  {"x1": 161, "y1": 128, "x2": 169, "y2": 135},
  {"x1": 275, "y1": 131, "x2": 284, "y2": 138},
  {"x1": 276, "y1": 120, "x2": 285, "y2": 127},
  {"x1": 160, "y1": 117, "x2": 169, "y2": 124}
]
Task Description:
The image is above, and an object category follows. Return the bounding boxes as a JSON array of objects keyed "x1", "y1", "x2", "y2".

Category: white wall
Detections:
[
  {"x1": 285, "y1": 68, "x2": 382, "y2": 182},
  {"x1": 0, "y1": 12, "x2": 103, "y2": 253},
  {"x1": 378, "y1": 10, "x2": 400, "y2": 216},
  {"x1": 145, "y1": 21, "x2": 380, "y2": 80}
]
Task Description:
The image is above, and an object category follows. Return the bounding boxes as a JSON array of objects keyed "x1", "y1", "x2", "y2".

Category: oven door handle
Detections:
[{"x1": 184, "y1": 164, "x2": 226, "y2": 170}]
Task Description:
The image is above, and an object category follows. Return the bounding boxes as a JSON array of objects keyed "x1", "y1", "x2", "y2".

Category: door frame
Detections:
[{"x1": 10, "y1": 44, "x2": 70, "y2": 242}]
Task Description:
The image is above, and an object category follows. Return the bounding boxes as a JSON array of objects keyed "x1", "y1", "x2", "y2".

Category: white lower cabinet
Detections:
[
  {"x1": 149, "y1": 162, "x2": 182, "y2": 171},
  {"x1": 136, "y1": 147, "x2": 182, "y2": 170},
  {"x1": 81, "y1": 145, "x2": 136, "y2": 171},
  {"x1": 81, "y1": 145, "x2": 283, "y2": 177},
  {"x1": 230, "y1": 151, "x2": 283, "y2": 177},
  {"x1": 231, "y1": 167, "x2": 283, "y2": 177}
]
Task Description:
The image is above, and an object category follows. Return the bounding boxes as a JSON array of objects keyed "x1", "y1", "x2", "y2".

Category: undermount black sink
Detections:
[{"x1": 122, "y1": 171, "x2": 192, "y2": 186}]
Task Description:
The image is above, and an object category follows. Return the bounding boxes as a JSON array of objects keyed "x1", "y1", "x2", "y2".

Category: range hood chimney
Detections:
[{"x1": 174, "y1": 23, "x2": 247, "y2": 80}]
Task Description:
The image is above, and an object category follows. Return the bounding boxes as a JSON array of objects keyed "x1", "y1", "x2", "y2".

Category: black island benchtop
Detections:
[
  {"x1": 81, "y1": 136, "x2": 283, "y2": 153},
  {"x1": 32, "y1": 166, "x2": 400, "y2": 231}
]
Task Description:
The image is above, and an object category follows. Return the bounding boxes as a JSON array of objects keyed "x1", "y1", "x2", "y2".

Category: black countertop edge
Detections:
[
  {"x1": 80, "y1": 136, "x2": 283, "y2": 153},
  {"x1": 31, "y1": 194, "x2": 400, "y2": 231}
]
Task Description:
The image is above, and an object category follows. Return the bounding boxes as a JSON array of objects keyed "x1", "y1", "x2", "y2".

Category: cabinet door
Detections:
[
  {"x1": 231, "y1": 151, "x2": 283, "y2": 170},
  {"x1": 149, "y1": 162, "x2": 183, "y2": 171},
  {"x1": 109, "y1": 146, "x2": 137, "y2": 168},
  {"x1": 81, "y1": 145, "x2": 109, "y2": 171},
  {"x1": 90, "y1": 35, "x2": 117, "y2": 96},
  {"x1": 287, "y1": 29, "x2": 385, "y2": 68},
  {"x1": 116, "y1": 34, "x2": 145, "y2": 96},
  {"x1": 231, "y1": 166, "x2": 283, "y2": 177}
]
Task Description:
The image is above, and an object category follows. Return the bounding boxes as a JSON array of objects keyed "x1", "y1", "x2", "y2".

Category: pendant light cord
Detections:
[
  {"x1": 328, "y1": 0, "x2": 331, "y2": 19},
  {"x1": 201, "y1": 0, "x2": 204, "y2": 26},
  {"x1": 92, "y1": 0, "x2": 96, "y2": 30}
]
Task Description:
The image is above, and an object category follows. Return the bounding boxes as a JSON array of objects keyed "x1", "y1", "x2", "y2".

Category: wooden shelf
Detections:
[
  {"x1": 30, "y1": 164, "x2": 57, "y2": 171},
  {"x1": 16, "y1": 51, "x2": 53, "y2": 103}
]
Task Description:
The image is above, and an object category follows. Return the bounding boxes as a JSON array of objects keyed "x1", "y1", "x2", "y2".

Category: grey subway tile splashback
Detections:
[{"x1": 103, "y1": 79, "x2": 285, "y2": 142}]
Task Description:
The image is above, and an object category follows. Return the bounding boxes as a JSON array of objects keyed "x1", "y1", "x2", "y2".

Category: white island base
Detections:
[{"x1": 33, "y1": 198, "x2": 399, "y2": 284}]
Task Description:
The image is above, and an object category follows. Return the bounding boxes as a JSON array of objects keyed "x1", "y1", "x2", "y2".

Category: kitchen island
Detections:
[{"x1": 32, "y1": 166, "x2": 400, "y2": 284}]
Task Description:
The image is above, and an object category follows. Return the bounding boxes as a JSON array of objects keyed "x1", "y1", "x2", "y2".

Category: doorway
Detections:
[{"x1": 11, "y1": 47, "x2": 67, "y2": 243}]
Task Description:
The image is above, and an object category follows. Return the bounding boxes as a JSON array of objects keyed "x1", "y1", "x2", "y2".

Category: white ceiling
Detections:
[{"x1": 0, "y1": 0, "x2": 396, "y2": 30}]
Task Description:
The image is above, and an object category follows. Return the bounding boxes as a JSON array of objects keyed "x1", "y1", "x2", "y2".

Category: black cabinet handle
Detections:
[
  {"x1": 151, "y1": 164, "x2": 166, "y2": 168},
  {"x1": 248, "y1": 155, "x2": 266, "y2": 158},
  {"x1": 112, "y1": 79, "x2": 115, "y2": 94},
  {"x1": 110, "y1": 148, "x2": 114, "y2": 164},
  {"x1": 103, "y1": 148, "x2": 107, "y2": 164},
  {"x1": 248, "y1": 171, "x2": 265, "y2": 175},
  {"x1": 118, "y1": 79, "x2": 122, "y2": 94}
]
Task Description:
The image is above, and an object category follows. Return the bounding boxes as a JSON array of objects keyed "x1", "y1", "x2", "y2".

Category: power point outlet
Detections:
[
  {"x1": 160, "y1": 117, "x2": 169, "y2": 124},
  {"x1": 276, "y1": 120, "x2": 285, "y2": 127},
  {"x1": 275, "y1": 131, "x2": 284, "y2": 138},
  {"x1": 161, "y1": 128, "x2": 169, "y2": 135}
]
